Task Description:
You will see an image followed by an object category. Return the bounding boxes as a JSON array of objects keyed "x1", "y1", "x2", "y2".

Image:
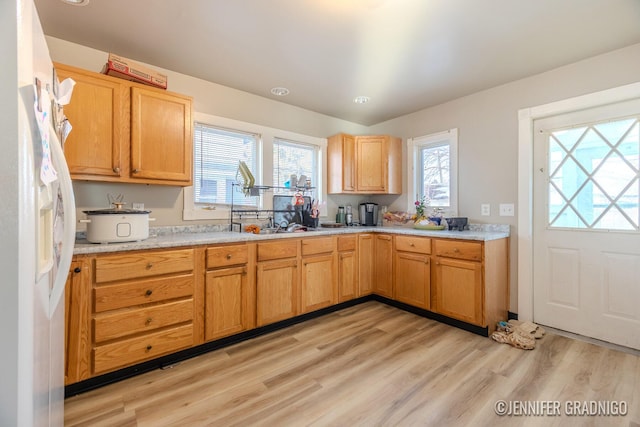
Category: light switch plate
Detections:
[
  {"x1": 499, "y1": 203, "x2": 515, "y2": 216},
  {"x1": 481, "y1": 204, "x2": 490, "y2": 216},
  {"x1": 132, "y1": 202, "x2": 144, "y2": 210}
]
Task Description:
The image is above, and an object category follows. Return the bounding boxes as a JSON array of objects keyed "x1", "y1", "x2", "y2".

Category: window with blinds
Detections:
[
  {"x1": 272, "y1": 138, "x2": 318, "y2": 191},
  {"x1": 194, "y1": 122, "x2": 258, "y2": 206}
]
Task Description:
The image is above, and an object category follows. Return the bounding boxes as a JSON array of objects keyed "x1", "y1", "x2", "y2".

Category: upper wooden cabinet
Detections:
[
  {"x1": 327, "y1": 133, "x2": 402, "y2": 194},
  {"x1": 55, "y1": 63, "x2": 193, "y2": 186}
]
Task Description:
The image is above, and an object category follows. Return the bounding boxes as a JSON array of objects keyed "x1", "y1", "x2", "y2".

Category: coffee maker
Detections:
[{"x1": 359, "y1": 202, "x2": 379, "y2": 226}]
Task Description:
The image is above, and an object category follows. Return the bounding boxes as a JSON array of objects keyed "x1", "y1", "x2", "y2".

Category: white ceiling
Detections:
[{"x1": 34, "y1": 0, "x2": 640, "y2": 126}]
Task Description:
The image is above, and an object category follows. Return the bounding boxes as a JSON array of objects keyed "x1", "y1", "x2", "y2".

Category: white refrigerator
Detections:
[{"x1": 1, "y1": 1, "x2": 76, "y2": 426}]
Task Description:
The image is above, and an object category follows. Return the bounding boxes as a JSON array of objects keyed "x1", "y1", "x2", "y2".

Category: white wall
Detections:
[{"x1": 370, "y1": 42, "x2": 640, "y2": 311}]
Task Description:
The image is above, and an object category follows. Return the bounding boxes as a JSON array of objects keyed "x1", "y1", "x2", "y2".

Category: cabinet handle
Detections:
[
  {"x1": 73, "y1": 267, "x2": 81, "y2": 273},
  {"x1": 145, "y1": 289, "x2": 153, "y2": 297},
  {"x1": 146, "y1": 262, "x2": 153, "y2": 269},
  {"x1": 453, "y1": 248, "x2": 460, "y2": 253},
  {"x1": 226, "y1": 254, "x2": 232, "y2": 260},
  {"x1": 112, "y1": 166, "x2": 120, "y2": 173},
  {"x1": 146, "y1": 345, "x2": 153, "y2": 352},
  {"x1": 410, "y1": 243, "x2": 415, "y2": 247},
  {"x1": 132, "y1": 168, "x2": 140, "y2": 173},
  {"x1": 145, "y1": 318, "x2": 153, "y2": 326}
]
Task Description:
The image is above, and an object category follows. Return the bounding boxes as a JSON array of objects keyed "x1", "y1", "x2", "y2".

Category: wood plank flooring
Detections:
[{"x1": 64, "y1": 301, "x2": 640, "y2": 426}]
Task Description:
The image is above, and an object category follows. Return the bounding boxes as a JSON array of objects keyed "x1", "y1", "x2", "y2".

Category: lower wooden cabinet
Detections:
[
  {"x1": 373, "y1": 234, "x2": 393, "y2": 298},
  {"x1": 430, "y1": 238, "x2": 508, "y2": 329},
  {"x1": 432, "y1": 257, "x2": 483, "y2": 325},
  {"x1": 393, "y1": 235, "x2": 431, "y2": 309},
  {"x1": 256, "y1": 258, "x2": 299, "y2": 326},
  {"x1": 394, "y1": 252, "x2": 431, "y2": 309},
  {"x1": 64, "y1": 259, "x2": 91, "y2": 385},
  {"x1": 337, "y1": 236, "x2": 358, "y2": 302},
  {"x1": 204, "y1": 243, "x2": 255, "y2": 341},
  {"x1": 64, "y1": 233, "x2": 508, "y2": 387},
  {"x1": 358, "y1": 234, "x2": 374, "y2": 296}
]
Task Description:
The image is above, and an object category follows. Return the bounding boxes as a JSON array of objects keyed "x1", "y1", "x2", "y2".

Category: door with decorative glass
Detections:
[{"x1": 533, "y1": 98, "x2": 640, "y2": 350}]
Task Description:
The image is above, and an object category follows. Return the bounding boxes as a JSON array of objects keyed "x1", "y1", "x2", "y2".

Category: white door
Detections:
[{"x1": 533, "y1": 98, "x2": 640, "y2": 350}]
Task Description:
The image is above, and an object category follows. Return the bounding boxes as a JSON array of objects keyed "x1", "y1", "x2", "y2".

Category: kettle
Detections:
[{"x1": 359, "y1": 202, "x2": 379, "y2": 226}]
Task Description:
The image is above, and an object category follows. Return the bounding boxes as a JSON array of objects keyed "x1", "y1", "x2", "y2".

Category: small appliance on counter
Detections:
[{"x1": 359, "y1": 202, "x2": 379, "y2": 226}]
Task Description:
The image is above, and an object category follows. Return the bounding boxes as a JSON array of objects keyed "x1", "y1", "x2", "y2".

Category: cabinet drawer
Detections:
[
  {"x1": 95, "y1": 248, "x2": 194, "y2": 283},
  {"x1": 302, "y1": 236, "x2": 335, "y2": 256},
  {"x1": 94, "y1": 299, "x2": 193, "y2": 343},
  {"x1": 257, "y1": 240, "x2": 298, "y2": 261},
  {"x1": 94, "y1": 274, "x2": 193, "y2": 312},
  {"x1": 93, "y1": 324, "x2": 193, "y2": 374},
  {"x1": 206, "y1": 244, "x2": 248, "y2": 268},
  {"x1": 434, "y1": 239, "x2": 482, "y2": 261},
  {"x1": 395, "y1": 235, "x2": 431, "y2": 254},
  {"x1": 337, "y1": 235, "x2": 357, "y2": 252}
]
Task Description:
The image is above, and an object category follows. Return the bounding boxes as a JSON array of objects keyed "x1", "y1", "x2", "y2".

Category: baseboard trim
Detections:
[{"x1": 65, "y1": 295, "x2": 488, "y2": 397}]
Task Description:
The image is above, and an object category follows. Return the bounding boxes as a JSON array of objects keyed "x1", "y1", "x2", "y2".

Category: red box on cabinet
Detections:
[{"x1": 102, "y1": 53, "x2": 167, "y2": 89}]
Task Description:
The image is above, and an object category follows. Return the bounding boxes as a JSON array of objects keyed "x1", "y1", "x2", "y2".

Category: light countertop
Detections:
[{"x1": 73, "y1": 224, "x2": 510, "y2": 255}]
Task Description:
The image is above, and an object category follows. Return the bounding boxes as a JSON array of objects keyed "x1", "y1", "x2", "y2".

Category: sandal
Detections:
[
  {"x1": 508, "y1": 320, "x2": 545, "y2": 339},
  {"x1": 491, "y1": 330, "x2": 536, "y2": 350}
]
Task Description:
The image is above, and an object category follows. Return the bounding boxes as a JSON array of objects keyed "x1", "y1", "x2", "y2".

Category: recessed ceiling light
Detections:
[
  {"x1": 270, "y1": 87, "x2": 290, "y2": 96},
  {"x1": 59, "y1": 0, "x2": 90, "y2": 5},
  {"x1": 353, "y1": 96, "x2": 370, "y2": 104}
]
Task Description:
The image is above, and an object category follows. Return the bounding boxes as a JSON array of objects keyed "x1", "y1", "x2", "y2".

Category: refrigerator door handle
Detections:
[{"x1": 48, "y1": 126, "x2": 76, "y2": 315}]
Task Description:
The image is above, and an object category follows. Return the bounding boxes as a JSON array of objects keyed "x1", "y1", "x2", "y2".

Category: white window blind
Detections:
[
  {"x1": 273, "y1": 138, "x2": 317, "y2": 190},
  {"x1": 194, "y1": 122, "x2": 258, "y2": 206}
]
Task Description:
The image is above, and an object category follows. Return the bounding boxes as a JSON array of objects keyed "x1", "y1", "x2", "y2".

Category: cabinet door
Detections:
[
  {"x1": 358, "y1": 234, "x2": 374, "y2": 295},
  {"x1": 433, "y1": 257, "x2": 483, "y2": 325},
  {"x1": 65, "y1": 259, "x2": 92, "y2": 385},
  {"x1": 394, "y1": 252, "x2": 430, "y2": 309},
  {"x1": 373, "y1": 234, "x2": 393, "y2": 298},
  {"x1": 356, "y1": 136, "x2": 387, "y2": 192},
  {"x1": 256, "y1": 259, "x2": 298, "y2": 326},
  {"x1": 301, "y1": 254, "x2": 336, "y2": 313},
  {"x1": 130, "y1": 87, "x2": 193, "y2": 184},
  {"x1": 328, "y1": 133, "x2": 356, "y2": 194},
  {"x1": 205, "y1": 266, "x2": 249, "y2": 341},
  {"x1": 57, "y1": 65, "x2": 127, "y2": 179},
  {"x1": 338, "y1": 251, "x2": 357, "y2": 302}
]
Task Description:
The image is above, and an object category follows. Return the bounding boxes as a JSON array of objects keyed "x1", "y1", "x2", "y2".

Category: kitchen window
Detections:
[
  {"x1": 407, "y1": 128, "x2": 458, "y2": 215},
  {"x1": 272, "y1": 138, "x2": 319, "y2": 191},
  {"x1": 193, "y1": 123, "x2": 258, "y2": 207},
  {"x1": 184, "y1": 112, "x2": 327, "y2": 221}
]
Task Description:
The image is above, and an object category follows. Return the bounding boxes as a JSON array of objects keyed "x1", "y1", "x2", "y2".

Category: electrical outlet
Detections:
[
  {"x1": 499, "y1": 203, "x2": 515, "y2": 216},
  {"x1": 481, "y1": 204, "x2": 490, "y2": 216},
  {"x1": 132, "y1": 202, "x2": 144, "y2": 210}
]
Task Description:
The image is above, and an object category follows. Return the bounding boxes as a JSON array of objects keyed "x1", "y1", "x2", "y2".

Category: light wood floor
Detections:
[{"x1": 64, "y1": 301, "x2": 640, "y2": 427}]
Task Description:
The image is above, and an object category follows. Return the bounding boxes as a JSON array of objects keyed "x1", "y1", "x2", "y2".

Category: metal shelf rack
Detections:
[{"x1": 229, "y1": 182, "x2": 315, "y2": 232}]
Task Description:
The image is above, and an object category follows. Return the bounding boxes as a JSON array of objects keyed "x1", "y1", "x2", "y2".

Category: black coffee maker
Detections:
[{"x1": 359, "y1": 202, "x2": 379, "y2": 226}]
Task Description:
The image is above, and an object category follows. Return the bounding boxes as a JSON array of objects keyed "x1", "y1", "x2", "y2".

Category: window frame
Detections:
[
  {"x1": 407, "y1": 128, "x2": 458, "y2": 216},
  {"x1": 184, "y1": 112, "x2": 327, "y2": 221}
]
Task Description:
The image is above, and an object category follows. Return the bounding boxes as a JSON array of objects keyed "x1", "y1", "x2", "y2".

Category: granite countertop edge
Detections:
[{"x1": 73, "y1": 224, "x2": 510, "y2": 255}]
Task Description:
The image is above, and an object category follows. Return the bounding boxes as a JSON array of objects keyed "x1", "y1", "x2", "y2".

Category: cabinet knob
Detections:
[
  {"x1": 453, "y1": 248, "x2": 460, "y2": 252},
  {"x1": 146, "y1": 345, "x2": 153, "y2": 352},
  {"x1": 410, "y1": 243, "x2": 415, "y2": 247},
  {"x1": 112, "y1": 166, "x2": 120, "y2": 173},
  {"x1": 132, "y1": 168, "x2": 140, "y2": 173},
  {"x1": 226, "y1": 254, "x2": 232, "y2": 260},
  {"x1": 73, "y1": 267, "x2": 81, "y2": 273},
  {"x1": 145, "y1": 289, "x2": 153, "y2": 297},
  {"x1": 146, "y1": 262, "x2": 153, "y2": 269},
  {"x1": 145, "y1": 318, "x2": 153, "y2": 326}
]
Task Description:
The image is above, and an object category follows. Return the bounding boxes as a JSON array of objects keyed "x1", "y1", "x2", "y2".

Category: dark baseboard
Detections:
[
  {"x1": 65, "y1": 295, "x2": 489, "y2": 397},
  {"x1": 508, "y1": 311, "x2": 518, "y2": 320}
]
